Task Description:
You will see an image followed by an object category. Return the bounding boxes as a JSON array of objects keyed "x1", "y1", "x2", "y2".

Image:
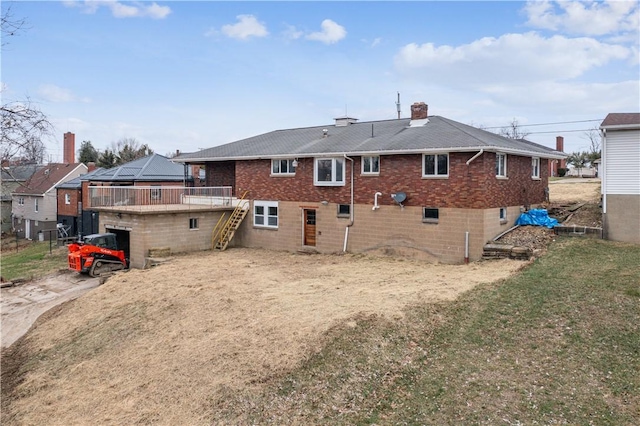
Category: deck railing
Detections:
[{"x1": 88, "y1": 186, "x2": 234, "y2": 211}]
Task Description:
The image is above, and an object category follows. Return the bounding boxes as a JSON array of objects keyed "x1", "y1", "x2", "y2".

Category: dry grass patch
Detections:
[{"x1": 1, "y1": 249, "x2": 522, "y2": 425}]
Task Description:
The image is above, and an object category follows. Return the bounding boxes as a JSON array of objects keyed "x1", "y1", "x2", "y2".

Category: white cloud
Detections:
[
  {"x1": 220, "y1": 15, "x2": 269, "y2": 40},
  {"x1": 306, "y1": 19, "x2": 346, "y2": 44},
  {"x1": 395, "y1": 32, "x2": 631, "y2": 87},
  {"x1": 524, "y1": 0, "x2": 639, "y2": 37},
  {"x1": 38, "y1": 84, "x2": 90, "y2": 103},
  {"x1": 64, "y1": 1, "x2": 171, "y2": 19},
  {"x1": 283, "y1": 24, "x2": 303, "y2": 41}
]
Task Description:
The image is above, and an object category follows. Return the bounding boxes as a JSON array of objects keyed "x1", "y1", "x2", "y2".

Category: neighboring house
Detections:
[
  {"x1": 600, "y1": 113, "x2": 640, "y2": 244},
  {"x1": 79, "y1": 154, "x2": 194, "y2": 237},
  {"x1": 56, "y1": 164, "x2": 101, "y2": 238},
  {"x1": 1, "y1": 164, "x2": 41, "y2": 233},
  {"x1": 11, "y1": 163, "x2": 88, "y2": 240},
  {"x1": 174, "y1": 102, "x2": 567, "y2": 263}
]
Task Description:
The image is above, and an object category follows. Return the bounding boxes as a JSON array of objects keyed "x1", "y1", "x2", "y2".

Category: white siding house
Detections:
[{"x1": 600, "y1": 113, "x2": 640, "y2": 244}]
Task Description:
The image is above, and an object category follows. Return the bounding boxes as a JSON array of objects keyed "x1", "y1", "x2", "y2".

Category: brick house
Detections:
[
  {"x1": 175, "y1": 102, "x2": 566, "y2": 263},
  {"x1": 11, "y1": 162, "x2": 88, "y2": 240},
  {"x1": 56, "y1": 163, "x2": 101, "y2": 238},
  {"x1": 600, "y1": 113, "x2": 640, "y2": 244}
]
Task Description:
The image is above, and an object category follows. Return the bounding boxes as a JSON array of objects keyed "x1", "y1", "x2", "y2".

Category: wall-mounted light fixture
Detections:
[
  {"x1": 321, "y1": 200, "x2": 329, "y2": 206},
  {"x1": 292, "y1": 158, "x2": 299, "y2": 168}
]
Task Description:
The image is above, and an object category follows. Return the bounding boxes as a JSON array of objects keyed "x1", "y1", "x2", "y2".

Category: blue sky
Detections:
[{"x1": 2, "y1": 0, "x2": 639, "y2": 161}]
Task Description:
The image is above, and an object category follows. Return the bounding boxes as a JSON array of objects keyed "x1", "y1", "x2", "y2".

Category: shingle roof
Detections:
[
  {"x1": 175, "y1": 116, "x2": 566, "y2": 162},
  {"x1": 1, "y1": 164, "x2": 42, "y2": 182},
  {"x1": 83, "y1": 154, "x2": 190, "y2": 182},
  {"x1": 13, "y1": 163, "x2": 87, "y2": 195},
  {"x1": 600, "y1": 113, "x2": 640, "y2": 128}
]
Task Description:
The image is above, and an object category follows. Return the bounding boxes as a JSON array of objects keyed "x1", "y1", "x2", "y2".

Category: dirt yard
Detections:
[{"x1": 1, "y1": 179, "x2": 602, "y2": 425}]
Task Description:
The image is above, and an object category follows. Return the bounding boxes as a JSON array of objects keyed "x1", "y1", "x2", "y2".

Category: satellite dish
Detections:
[{"x1": 391, "y1": 192, "x2": 407, "y2": 205}]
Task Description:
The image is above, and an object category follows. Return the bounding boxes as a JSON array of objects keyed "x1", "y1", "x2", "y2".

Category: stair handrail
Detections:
[
  {"x1": 213, "y1": 191, "x2": 250, "y2": 249},
  {"x1": 211, "y1": 212, "x2": 227, "y2": 249}
]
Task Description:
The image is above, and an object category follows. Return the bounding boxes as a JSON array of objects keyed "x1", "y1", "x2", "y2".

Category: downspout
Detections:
[
  {"x1": 343, "y1": 154, "x2": 354, "y2": 252},
  {"x1": 464, "y1": 149, "x2": 482, "y2": 264},
  {"x1": 466, "y1": 149, "x2": 483, "y2": 165}
]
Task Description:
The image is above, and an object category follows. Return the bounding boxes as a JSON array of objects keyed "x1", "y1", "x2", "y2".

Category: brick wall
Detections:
[
  {"x1": 205, "y1": 161, "x2": 235, "y2": 195},
  {"x1": 57, "y1": 188, "x2": 80, "y2": 216},
  {"x1": 232, "y1": 152, "x2": 549, "y2": 209}
]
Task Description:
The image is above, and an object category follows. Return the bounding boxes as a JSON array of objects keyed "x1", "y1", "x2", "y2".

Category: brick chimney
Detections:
[
  {"x1": 87, "y1": 162, "x2": 96, "y2": 172},
  {"x1": 556, "y1": 136, "x2": 566, "y2": 168},
  {"x1": 63, "y1": 132, "x2": 75, "y2": 164},
  {"x1": 410, "y1": 102, "x2": 428, "y2": 120}
]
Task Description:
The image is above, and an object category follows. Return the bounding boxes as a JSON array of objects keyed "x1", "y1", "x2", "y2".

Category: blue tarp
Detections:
[{"x1": 515, "y1": 209, "x2": 558, "y2": 229}]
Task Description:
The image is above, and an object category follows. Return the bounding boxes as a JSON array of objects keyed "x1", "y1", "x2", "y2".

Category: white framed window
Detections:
[
  {"x1": 34, "y1": 198, "x2": 39, "y2": 213},
  {"x1": 151, "y1": 186, "x2": 162, "y2": 200},
  {"x1": 189, "y1": 218, "x2": 199, "y2": 229},
  {"x1": 531, "y1": 157, "x2": 540, "y2": 179},
  {"x1": 314, "y1": 158, "x2": 345, "y2": 186},
  {"x1": 254, "y1": 200, "x2": 279, "y2": 229},
  {"x1": 65, "y1": 193, "x2": 71, "y2": 205},
  {"x1": 496, "y1": 153, "x2": 507, "y2": 177},
  {"x1": 423, "y1": 153, "x2": 449, "y2": 177},
  {"x1": 271, "y1": 159, "x2": 296, "y2": 175},
  {"x1": 499, "y1": 207, "x2": 507, "y2": 223},
  {"x1": 423, "y1": 207, "x2": 439, "y2": 223},
  {"x1": 361, "y1": 156, "x2": 380, "y2": 175},
  {"x1": 18, "y1": 197, "x2": 24, "y2": 206}
]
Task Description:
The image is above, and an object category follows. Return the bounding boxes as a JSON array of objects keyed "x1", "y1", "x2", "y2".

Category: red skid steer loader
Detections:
[{"x1": 68, "y1": 233, "x2": 128, "y2": 277}]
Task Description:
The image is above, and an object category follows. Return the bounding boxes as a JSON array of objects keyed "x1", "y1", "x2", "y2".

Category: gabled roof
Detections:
[
  {"x1": 600, "y1": 113, "x2": 640, "y2": 129},
  {"x1": 174, "y1": 116, "x2": 566, "y2": 163},
  {"x1": 83, "y1": 154, "x2": 190, "y2": 182},
  {"x1": 13, "y1": 163, "x2": 87, "y2": 196}
]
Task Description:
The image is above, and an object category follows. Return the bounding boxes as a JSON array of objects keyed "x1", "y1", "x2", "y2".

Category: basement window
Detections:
[
  {"x1": 189, "y1": 218, "x2": 199, "y2": 230},
  {"x1": 423, "y1": 207, "x2": 439, "y2": 224},
  {"x1": 337, "y1": 204, "x2": 351, "y2": 218},
  {"x1": 254, "y1": 200, "x2": 279, "y2": 229},
  {"x1": 499, "y1": 207, "x2": 507, "y2": 224}
]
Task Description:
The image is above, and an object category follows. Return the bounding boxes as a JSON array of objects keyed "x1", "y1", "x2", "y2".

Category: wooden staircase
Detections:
[{"x1": 212, "y1": 192, "x2": 249, "y2": 251}]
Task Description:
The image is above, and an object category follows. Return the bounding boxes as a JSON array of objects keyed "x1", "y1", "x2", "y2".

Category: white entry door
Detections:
[{"x1": 25, "y1": 219, "x2": 31, "y2": 239}]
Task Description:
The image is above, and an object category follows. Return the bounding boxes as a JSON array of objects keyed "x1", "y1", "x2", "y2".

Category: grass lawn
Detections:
[
  {"x1": 1, "y1": 241, "x2": 68, "y2": 282},
  {"x1": 212, "y1": 238, "x2": 640, "y2": 424}
]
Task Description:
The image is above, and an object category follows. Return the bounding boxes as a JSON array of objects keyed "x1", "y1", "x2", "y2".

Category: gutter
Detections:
[{"x1": 172, "y1": 146, "x2": 567, "y2": 164}]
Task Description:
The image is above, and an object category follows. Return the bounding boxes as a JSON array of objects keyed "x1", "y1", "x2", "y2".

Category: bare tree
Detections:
[
  {"x1": 1, "y1": 98, "x2": 51, "y2": 164},
  {"x1": 582, "y1": 126, "x2": 602, "y2": 164},
  {"x1": 1, "y1": 6, "x2": 53, "y2": 165},
  {"x1": 1, "y1": 4, "x2": 28, "y2": 47},
  {"x1": 109, "y1": 138, "x2": 154, "y2": 166},
  {"x1": 499, "y1": 118, "x2": 531, "y2": 140}
]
